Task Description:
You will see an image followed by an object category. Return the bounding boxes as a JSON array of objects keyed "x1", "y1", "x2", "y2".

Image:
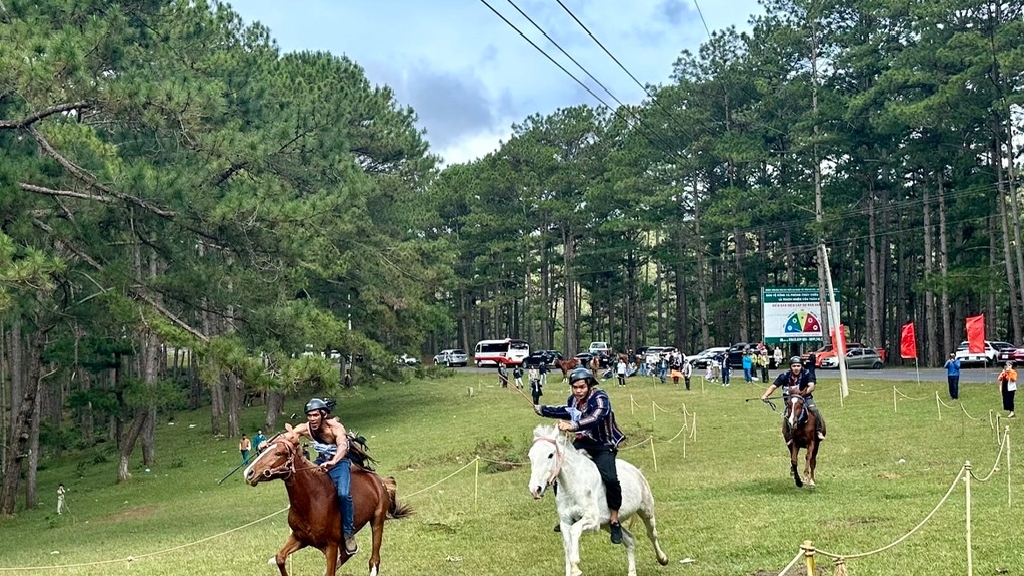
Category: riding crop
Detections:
[
  {"x1": 218, "y1": 460, "x2": 248, "y2": 484},
  {"x1": 746, "y1": 396, "x2": 781, "y2": 411}
]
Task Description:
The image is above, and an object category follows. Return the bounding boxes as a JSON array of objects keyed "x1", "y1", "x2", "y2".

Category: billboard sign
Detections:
[{"x1": 761, "y1": 287, "x2": 840, "y2": 344}]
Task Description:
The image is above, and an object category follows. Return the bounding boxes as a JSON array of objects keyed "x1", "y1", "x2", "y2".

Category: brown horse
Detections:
[
  {"x1": 782, "y1": 388, "x2": 822, "y2": 488},
  {"x1": 553, "y1": 357, "x2": 580, "y2": 382},
  {"x1": 244, "y1": 427, "x2": 413, "y2": 576}
]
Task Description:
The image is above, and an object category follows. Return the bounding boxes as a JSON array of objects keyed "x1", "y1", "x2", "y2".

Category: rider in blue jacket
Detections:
[
  {"x1": 535, "y1": 367, "x2": 626, "y2": 544},
  {"x1": 762, "y1": 356, "x2": 826, "y2": 440}
]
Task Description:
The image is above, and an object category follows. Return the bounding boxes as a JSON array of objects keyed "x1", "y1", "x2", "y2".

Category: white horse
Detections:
[{"x1": 527, "y1": 424, "x2": 669, "y2": 576}]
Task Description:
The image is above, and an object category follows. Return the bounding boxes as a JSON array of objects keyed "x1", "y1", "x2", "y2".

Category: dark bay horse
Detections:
[
  {"x1": 782, "y1": 388, "x2": 822, "y2": 487},
  {"x1": 244, "y1": 426, "x2": 413, "y2": 576},
  {"x1": 553, "y1": 357, "x2": 580, "y2": 382}
]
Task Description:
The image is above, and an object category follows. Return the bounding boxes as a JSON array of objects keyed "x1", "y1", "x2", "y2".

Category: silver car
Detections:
[
  {"x1": 820, "y1": 347, "x2": 884, "y2": 369},
  {"x1": 433, "y1": 348, "x2": 468, "y2": 367}
]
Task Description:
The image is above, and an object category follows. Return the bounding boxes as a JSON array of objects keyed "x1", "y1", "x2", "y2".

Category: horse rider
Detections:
[
  {"x1": 534, "y1": 366, "x2": 626, "y2": 544},
  {"x1": 761, "y1": 356, "x2": 826, "y2": 441},
  {"x1": 289, "y1": 398, "x2": 359, "y2": 556}
]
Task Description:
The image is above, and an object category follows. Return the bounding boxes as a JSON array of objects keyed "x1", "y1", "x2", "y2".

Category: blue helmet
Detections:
[
  {"x1": 569, "y1": 367, "x2": 597, "y2": 387},
  {"x1": 305, "y1": 398, "x2": 330, "y2": 414}
]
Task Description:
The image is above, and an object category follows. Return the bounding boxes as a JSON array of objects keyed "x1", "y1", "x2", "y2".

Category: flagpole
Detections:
[
  {"x1": 820, "y1": 243, "x2": 848, "y2": 398},
  {"x1": 916, "y1": 357, "x2": 920, "y2": 385}
]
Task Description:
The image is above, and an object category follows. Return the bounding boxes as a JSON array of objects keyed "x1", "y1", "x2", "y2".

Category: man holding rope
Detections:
[
  {"x1": 761, "y1": 356, "x2": 826, "y2": 441},
  {"x1": 534, "y1": 366, "x2": 626, "y2": 545}
]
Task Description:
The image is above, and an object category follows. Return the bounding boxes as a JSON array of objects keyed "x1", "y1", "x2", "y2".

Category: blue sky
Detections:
[{"x1": 229, "y1": 0, "x2": 765, "y2": 164}]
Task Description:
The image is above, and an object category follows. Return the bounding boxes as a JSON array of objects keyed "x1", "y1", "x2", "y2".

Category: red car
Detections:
[{"x1": 997, "y1": 345, "x2": 1024, "y2": 364}]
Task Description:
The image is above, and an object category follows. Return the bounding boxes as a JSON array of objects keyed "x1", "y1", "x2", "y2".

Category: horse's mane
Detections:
[{"x1": 533, "y1": 423, "x2": 562, "y2": 444}]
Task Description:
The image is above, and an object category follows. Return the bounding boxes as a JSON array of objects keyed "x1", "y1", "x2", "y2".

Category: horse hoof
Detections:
[{"x1": 808, "y1": 480, "x2": 816, "y2": 487}]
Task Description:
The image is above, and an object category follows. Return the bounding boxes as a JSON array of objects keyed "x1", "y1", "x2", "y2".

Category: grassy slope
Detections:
[{"x1": 1, "y1": 372, "x2": 1021, "y2": 575}]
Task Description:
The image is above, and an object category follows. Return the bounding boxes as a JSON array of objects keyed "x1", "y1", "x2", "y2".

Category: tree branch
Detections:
[
  {"x1": 0, "y1": 102, "x2": 91, "y2": 130},
  {"x1": 27, "y1": 126, "x2": 178, "y2": 218},
  {"x1": 19, "y1": 182, "x2": 117, "y2": 204},
  {"x1": 30, "y1": 218, "x2": 209, "y2": 343}
]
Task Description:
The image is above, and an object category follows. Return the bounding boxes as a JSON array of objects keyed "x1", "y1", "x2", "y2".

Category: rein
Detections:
[
  {"x1": 533, "y1": 436, "x2": 565, "y2": 486},
  {"x1": 260, "y1": 439, "x2": 320, "y2": 480}
]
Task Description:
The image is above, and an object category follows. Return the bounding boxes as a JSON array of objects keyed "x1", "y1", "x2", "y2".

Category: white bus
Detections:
[{"x1": 474, "y1": 338, "x2": 530, "y2": 366}]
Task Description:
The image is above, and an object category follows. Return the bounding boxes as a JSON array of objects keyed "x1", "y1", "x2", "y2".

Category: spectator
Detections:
[
  {"x1": 998, "y1": 362, "x2": 1017, "y2": 418},
  {"x1": 721, "y1": 355, "x2": 731, "y2": 386},
  {"x1": 513, "y1": 365, "x2": 524, "y2": 389},
  {"x1": 253, "y1": 429, "x2": 267, "y2": 453},
  {"x1": 758, "y1": 349, "x2": 770, "y2": 383},
  {"x1": 616, "y1": 358, "x2": 627, "y2": 387},
  {"x1": 773, "y1": 346, "x2": 784, "y2": 369},
  {"x1": 57, "y1": 483, "x2": 66, "y2": 515},
  {"x1": 742, "y1": 351, "x2": 754, "y2": 383},
  {"x1": 538, "y1": 362, "x2": 548, "y2": 387},
  {"x1": 682, "y1": 359, "x2": 693, "y2": 390},
  {"x1": 498, "y1": 364, "x2": 509, "y2": 388},
  {"x1": 944, "y1": 353, "x2": 961, "y2": 400},
  {"x1": 530, "y1": 368, "x2": 543, "y2": 404},
  {"x1": 239, "y1": 434, "x2": 251, "y2": 464}
]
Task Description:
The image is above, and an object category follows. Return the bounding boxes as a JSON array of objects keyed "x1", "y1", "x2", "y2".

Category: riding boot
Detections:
[{"x1": 343, "y1": 532, "x2": 358, "y2": 555}]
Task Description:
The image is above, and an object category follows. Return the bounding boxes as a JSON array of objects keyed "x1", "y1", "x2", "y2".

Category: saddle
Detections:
[{"x1": 346, "y1": 433, "x2": 376, "y2": 471}]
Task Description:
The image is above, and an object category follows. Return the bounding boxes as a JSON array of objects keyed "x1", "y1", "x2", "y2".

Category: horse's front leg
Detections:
[
  {"x1": 790, "y1": 445, "x2": 803, "y2": 488},
  {"x1": 568, "y1": 516, "x2": 600, "y2": 576},
  {"x1": 559, "y1": 520, "x2": 574, "y2": 576},
  {"x1": 273, "y1": 533, "x2": 306, "y2": 576},
  {"x1": 805, "y1": 442, "x2": 818, "y2": 487}
]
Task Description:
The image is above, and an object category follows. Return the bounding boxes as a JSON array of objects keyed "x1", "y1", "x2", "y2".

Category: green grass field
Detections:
[{"x1": 1, "y1": 372, "x2": 1021, "y2": 576}]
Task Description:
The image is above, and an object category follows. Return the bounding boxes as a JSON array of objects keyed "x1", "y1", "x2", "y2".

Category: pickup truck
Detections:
[{"x1": 802, "y1": 343, "x2": 887, "y2": 367}]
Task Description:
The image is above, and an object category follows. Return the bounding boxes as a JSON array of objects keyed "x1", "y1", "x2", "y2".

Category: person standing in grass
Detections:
[
  {"x1": 57, "y1": 483, "x2": 66, "y2": 515},
  {"x1": 998, "y1": 362, "x2": 1017, "y2": 418},
  {"x1": 239, "y1": 434, "x2": 252, "y2": 464},
  {"x1": 513, "y1": 365, "x2": 524, "y2": 389},
  {"x1": 253, "y1": 429, "x2": 267, "y2": 453},
  {"x1": 534, "y1": 367, "x2": 626, "y2": 545},
  {"x1": 682, "y1": 359, "x2": 692, "y2": 390},
  {"x1": 530, "y1": 368, "x2": 543, "y2": 404},
  {"x1": 944, "y1": 353, "x2": 961, "y2": 400},
  {"x1": 498, "y1": 364, "x2": 509, "y2": 388}
]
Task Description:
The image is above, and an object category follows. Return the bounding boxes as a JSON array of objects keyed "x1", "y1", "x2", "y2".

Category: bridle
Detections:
[
  {"x1": 532, "y1": 436, "x2": 565, "y2": 486},
  {"x1": 256, "y1": 436, "x2": 319, "y2": 480}
]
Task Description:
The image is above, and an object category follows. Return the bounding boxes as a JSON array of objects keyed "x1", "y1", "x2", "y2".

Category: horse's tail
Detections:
[{"x1": 382, "y1": 476, "x2": 414, "y2": 520}]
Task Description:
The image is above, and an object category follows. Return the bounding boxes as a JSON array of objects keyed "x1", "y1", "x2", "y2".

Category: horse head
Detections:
[
  {"x1": 243, "y1": 429, "x2": 300, "y2": 486},
  {"x1": 527, "y1": 424, "x2": 565, "y2": 499},
  {"x1": 784, "y1": 387, "x2": 807, "y2": 431}
]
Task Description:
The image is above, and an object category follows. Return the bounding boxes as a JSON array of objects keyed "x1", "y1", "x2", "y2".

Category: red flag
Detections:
[
  {"x1": 900, "y1": 323, "x2": 917, "y2": 359},
  {"x1": 830, "y1": 325, "x2": 848, "y2": 355},
  {"x1": 966, "y1": 315, "x2": 985, "y2": 353}
]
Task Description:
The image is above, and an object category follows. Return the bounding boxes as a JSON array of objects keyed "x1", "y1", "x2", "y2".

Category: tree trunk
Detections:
[
  {"x1": 999, "y1": 191, "x2": 1020, "y2": 341},
  {"x1": 117, "y1": 408, "x2": 150, "y2": 483},
  {"x1": 734, "y1": 227, "x2": 749, "y2": 342},
  {"x1": 25, "y1": 381, "x2": 41, "y2": 510},
  {"x1": 1, "y1": 326, "x2": 48, "y2": 514},
  {"x1": 562, "y1": 227, "x2": 577, "y2": 356},
  {"x1": 923, "y1": 175, "x2": 938, "y2": 365},
  {"x1": 674, "y1": 234, "x2": 688, "y2": 350},
  {"x1": 265, "y1": 390, "x2": 285, "y2": 430}
]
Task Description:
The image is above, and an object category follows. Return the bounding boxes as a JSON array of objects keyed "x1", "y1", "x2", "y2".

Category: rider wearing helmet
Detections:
[
  {"x1": 288, "y1": 398, "x2": 359, "y2": 556},
  {"x1": 534, "y1": 366, "x2": 626, "y2": 544},
  {"x1": 762, "y1": 356, "x2": 826, "y2": 440}
]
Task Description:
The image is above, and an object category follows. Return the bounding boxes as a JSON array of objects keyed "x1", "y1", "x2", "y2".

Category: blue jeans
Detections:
[{"x1": 317, "y1": 456, "x2": 355, "y2": 535}]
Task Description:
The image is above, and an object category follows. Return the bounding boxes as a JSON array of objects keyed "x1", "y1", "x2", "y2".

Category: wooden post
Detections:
[
  {"x1": 965, "y1": 461, "x2": 973, "y2": 576},
  {"x1": 801, "y1": 540, "x2": 815, "y2": 575}
]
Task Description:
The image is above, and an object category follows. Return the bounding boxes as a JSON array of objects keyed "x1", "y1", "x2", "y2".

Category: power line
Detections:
[
  {"x1": 552, "y1": 0, "x2": 699, "y2": 143},
  {"x1": 480, "y1": 0, "x2": 686, "y2": 165}
]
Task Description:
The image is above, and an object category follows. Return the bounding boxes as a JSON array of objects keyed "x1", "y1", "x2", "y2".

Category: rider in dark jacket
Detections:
[
  {"x1": 761, "y1": 356, "x2": 826, "y2": 440},
  {"x1": 535, "y1": 366, "x2": 626, "y2": 544}
]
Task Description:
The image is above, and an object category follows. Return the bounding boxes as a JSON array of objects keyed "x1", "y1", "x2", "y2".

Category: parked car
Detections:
[
  {"x1": 643, "y1": 346, "x2": 677, "y2": 365},
  {"x1": 955, "y1": 340, "x2": 1012, "y2": 366},
  {"x1": 726, "y1": 343, "x2": 755, "y2": 368},
  {"x1": 432, "y1": 348, "x2": 468, "y2": 367},
  {"x1": 524, "y1": 349, "x2": 561, "y2": 367},
  {"x1": 395, "y1": 353, "x2": 419, "y2": 366},
  {"x1": 588, "y1": 341, "x2": 611, "y2": 356},
  {"x1": 689, "y1": 347, "x2": 729, "y2": 369},
  {"x1": 802, "y1": 342, "x2": 888, "y2": 367},
  {"x1": 574, "y1": 351, "x2": 595, "y2": 365},
  {"x1": 997, "y1": 345, "x2": 1024, "y2": 365},
  {"x1": 820, "y1": 347, "x2": 884, "y2": 369}
]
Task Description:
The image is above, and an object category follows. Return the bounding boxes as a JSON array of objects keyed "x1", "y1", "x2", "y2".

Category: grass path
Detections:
[{"x1": 0, "y1": 373, "x2": 1020, "y2": 575}]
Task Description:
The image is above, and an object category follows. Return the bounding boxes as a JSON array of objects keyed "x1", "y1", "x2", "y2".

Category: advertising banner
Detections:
[{"x1": 761, "y1": 287, "x2": 840, "y2": 344}]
